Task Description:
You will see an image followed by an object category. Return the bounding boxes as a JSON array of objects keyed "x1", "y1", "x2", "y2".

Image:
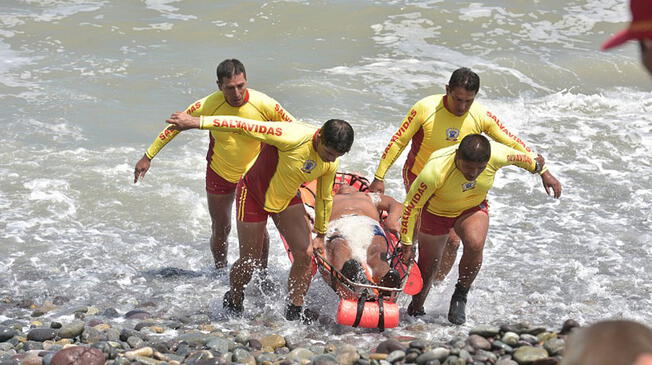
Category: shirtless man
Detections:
[{"x1": 320, "y1": 186, "x2": 403, "y2": 297}]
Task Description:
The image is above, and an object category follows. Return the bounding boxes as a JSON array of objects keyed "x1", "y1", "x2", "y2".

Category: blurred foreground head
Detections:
[
  {"x1": 561, "y1": 320, "x2": 652, "y2": 365},
  {"x1": 601, "y1": 0, "x2": 652, "y2": 75}
]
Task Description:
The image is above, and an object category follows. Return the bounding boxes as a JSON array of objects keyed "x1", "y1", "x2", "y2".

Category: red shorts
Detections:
[
  {"x1": 420, "y1": 201, "x2": 489, "y2": 236},
  {"x1": 205, "y1": 165, "x2": 237, "y2": 195},
  {"x1": 402, "y1": 164, "x2": 418, "y2": 193},
  {"x1": 236, "y1": 180, "x2": 303, "y2": 222}
]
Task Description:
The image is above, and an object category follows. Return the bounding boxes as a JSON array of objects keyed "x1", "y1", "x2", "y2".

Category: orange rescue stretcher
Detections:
[{"x1": 287, "y1": 172, "x2": 423, "y2": 330}]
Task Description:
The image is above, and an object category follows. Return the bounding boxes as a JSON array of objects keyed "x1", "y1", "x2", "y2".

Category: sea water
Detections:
[{"x1": 0, "y1": 0, "x2": 650, "y2": 345}]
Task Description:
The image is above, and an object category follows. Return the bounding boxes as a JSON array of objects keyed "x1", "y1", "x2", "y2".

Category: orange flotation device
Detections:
[
  {"x1": 295, "y1": 172, "x2": 422, "y2": 330},
  {"x1": 336, "y1": 297, "x2": 399, "y2": 329}
]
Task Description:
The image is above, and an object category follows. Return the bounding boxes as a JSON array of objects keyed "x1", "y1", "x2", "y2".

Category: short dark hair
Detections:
[
  {"x1": 216, "y1": 59, "x2": 246, "y2": 84},
  {"x1": 458, "y1": 134, "x2": 490, "y2": 163},
  {"x1": 449, "y1": 67, "x2": 480, "y2": 93},
  {"x1": 320, "y1": 119, "x2": 354, "y2": 154}
]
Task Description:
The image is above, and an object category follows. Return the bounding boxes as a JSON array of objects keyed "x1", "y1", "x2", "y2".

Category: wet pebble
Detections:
[
  {"x1": 501, "y1": 332, "x2": 520, "y2": 347},
  {"x1": 124, "y1": 310, "x2": 151, "y2": 320},
  {"x1": 50, "y1": 346, "x2": 106, "y2": 365},
  {"x1": 260, "y1": 334, "x2": 286, "y2": 350},
  {"x1": 385, "y1": 350, "x2": 405, "y2": 363},
  {"x1": 468, "y1": 334, "x2": 491, "y2": 350},
  {"x1": 58, "y1": 321, "x2": 85, "y2": 339},
  {"x1": 512, "y1": 346, "x2": 549, "y2": 364},
  {"x1": 376, "y1": 339, "x2": 406, "y2": 354},
  {"x1": 81, "y1": 326, "x2": 106, "y2": 344},
  {"x1": 311, "y1": 353, "x2": 338, "y2": 365},
  {"x1": 543, "y1": 338, "x2": 564, "y2": 356},
  {"x1": 0, "y1": 327, "x2": 19, "y2": 342},
  {"x1": 470, "y1": 325, "x2": 500, "y2": 338},
  {"x1": 27, "y1": 328, "x2": 57, "y2": 342}
]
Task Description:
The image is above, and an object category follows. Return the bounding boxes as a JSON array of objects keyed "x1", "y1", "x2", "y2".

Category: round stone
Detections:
[
  {"x1": 27, "y1": 328, "x2": 57, "y2": 342},
  {"x1": 50, "y1": 346, "x2": 106, "y2": 365},
  {"x1": 376, "y1": 339, "x2": 407, "y2": 354},
  {"x1": 502, "y1": 332, "x2": 520, "y2": 346},
  {"x1": 513, "y1": 346, "x2": 549, "y2": 364},
  {"x1": 260, "y1": 334, "x2": 286, "y2": 350},
  {"x1": 58, "y1": 321, "x2": 85, "y2": 339},
  {"x1": 468, "y1": 334, "x2": 491, "y2": 350},
  {"x1": 311, "y1": 354, "x2": 338, "y2": 365},
  {"x1": 0, "y1": 326, "x2": 19, "y2": 342}
]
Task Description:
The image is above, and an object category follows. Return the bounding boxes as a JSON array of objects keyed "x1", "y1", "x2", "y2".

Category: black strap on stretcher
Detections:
[{"x1": 351, "y1": 291, "x2": 386, "y2": 331}]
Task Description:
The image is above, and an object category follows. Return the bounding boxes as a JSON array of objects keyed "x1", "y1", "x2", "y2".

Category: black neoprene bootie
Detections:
[
  {"x1": 448, "y1": 283, "x2": 470, "y2": 325},
  {"x1": 406, "y1": 301, "x2": 426, "y2": 317},
  {"x1": 285, "y1": 303, "x2": 319, "y2": 324},
  {"x1": 222, "y1": 290, "x2": 243, "y2": 316}
]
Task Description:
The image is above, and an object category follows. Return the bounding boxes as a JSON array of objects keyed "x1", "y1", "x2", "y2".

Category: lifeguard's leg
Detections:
[
  {"x1": 226, "y1": 220, "x2": 267, "y2": 310},
  {"x1": 448, "y1": 209, "x2": 489, "y2": 324},
  {"x1": 434, "y1": 228, "x2": 461, "y2": 282},
  {"x1": 207, "y1": 192, "x2": 235, "y2": 269},
  {"x1": 407, "y1": 232, "x2": 449, "y2": 315},
  {"x1": 453, "y1": 210, "x2": 489, "y2": 288},
  {"x1": 272, "y1": 204, "x2": 313, "y2": 308}
]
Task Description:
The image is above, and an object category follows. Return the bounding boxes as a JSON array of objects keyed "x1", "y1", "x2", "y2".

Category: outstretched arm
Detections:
[
  {"x1": 133, "y1": 154, "x2": 151, "y2": 183},
  {"x1": 540, "y1": 170, "x2": 562, "y2": 198},
  {"x1": 534, "y1": 154, "x2": 562, "y2": 198}
]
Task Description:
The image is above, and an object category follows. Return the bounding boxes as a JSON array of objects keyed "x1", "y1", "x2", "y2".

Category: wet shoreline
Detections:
[{"x1": 0, "y1": 296, "x2": 575, "y2": 365}]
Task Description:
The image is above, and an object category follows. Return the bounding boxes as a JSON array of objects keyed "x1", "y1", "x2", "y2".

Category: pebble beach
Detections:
[
  {"x1": 1, "y1": 1, "x2": 650, "y2": 364},
  {"x1": 0, "y1": 296, "x2": 578, "y2": 365}
]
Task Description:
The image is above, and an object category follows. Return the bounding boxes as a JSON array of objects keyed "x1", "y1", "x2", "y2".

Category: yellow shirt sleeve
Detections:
[
  {"x1": 256, "y1": 94, "x2": 298, "y2": 123},
  {"x1": 145, "y1": 97, "x2": 208, "y2": 159},
  {"x1": 398, "y1": 163, "x2": 444, "y2": 245},
  {"x1": 488, "y1": 142, "x2": 541, "y2": 173},
  {"x1": 199, "y1": 116, "x2": 311, "y2": 150},
  {"x1": 314, "y1": 161, "x2": 338, "y2": 234},
  {"x1": 374, "y1": 99, "x2": 428, "y2": 180}
]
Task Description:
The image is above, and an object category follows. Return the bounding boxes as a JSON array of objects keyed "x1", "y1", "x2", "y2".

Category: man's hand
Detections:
[
  {"x1": 312, "y1": 234, "x2": 325, "y2": 256},
  {"x1": 400, "y1": 243, "x2": 415, "y2": 264},
  {"x1": 166, "y1": 112, "x2": 201, "y2": 130},
  {"x1": 384, "y1": 216, "x2": 400, "y2": 237},
  {"x1": 541, "y1": 171, "x2": 562, "y2": 198},
  {"x1": 368, "y1": 178, "x2": 385, "y2": 194},
  {"x1": 134, "y1": 154, "x2": 151, "y2": 183}
]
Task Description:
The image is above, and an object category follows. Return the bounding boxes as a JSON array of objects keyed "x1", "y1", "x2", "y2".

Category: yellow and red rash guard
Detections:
[
  {"x1": 374, "y1": 94, "x2": 538, "y2": 182},
  {"x1": 144, "y1": 88, "x2": 296, "y2": 183},
  {"x1": 399, "y1": 142, "x2": 546, "y2": 245},
  {"x1": 198, "y1": 116, "x2": 338, "y2": 235}
]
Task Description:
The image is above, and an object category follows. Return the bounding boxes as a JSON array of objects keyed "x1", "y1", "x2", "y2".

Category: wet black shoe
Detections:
[
  {"x1": 407, "y1": 301, "x2": 426, "y2": 317},
  {"x1": 448, "y1": 283, "x2": 470, "y2": 325},
  {"x1": 256, "y1": 270, "x2": 279, "y2": 296},
  {"x1": 285, "y1": 304, "x2": 319, "y2": 324},
  {"x1": 222, "y1": 290, "x2": 243, "y2": 316}
]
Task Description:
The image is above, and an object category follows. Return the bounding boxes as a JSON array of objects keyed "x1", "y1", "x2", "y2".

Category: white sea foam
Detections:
[{"x1": 0, "y1": 0, "x2": 649, "y2": 344}]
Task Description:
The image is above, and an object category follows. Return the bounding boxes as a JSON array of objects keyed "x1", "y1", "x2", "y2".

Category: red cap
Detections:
[{"x1": 602, "y1": 0, "x2": 652, "y2": 50}]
